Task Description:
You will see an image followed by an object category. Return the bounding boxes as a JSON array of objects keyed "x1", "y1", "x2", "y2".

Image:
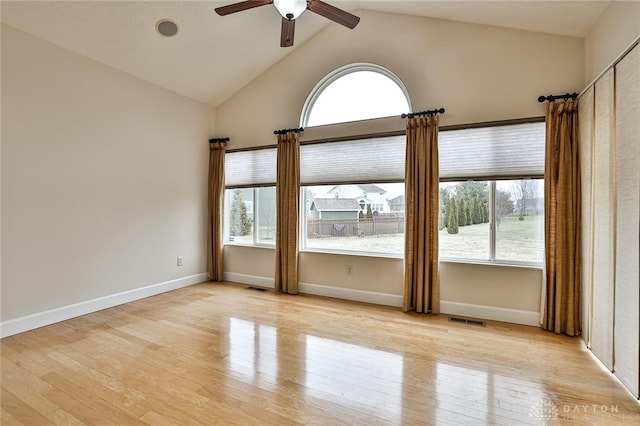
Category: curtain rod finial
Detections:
[{"x1": 209, "y1": 137, "x2": 230, "y2": 143}]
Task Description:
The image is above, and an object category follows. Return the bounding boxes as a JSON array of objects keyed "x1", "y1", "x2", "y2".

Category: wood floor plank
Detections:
[
  {"x1": 41, "y1": 372, "x2": 147, "y2": 425},
  {"x1": 0, "y1": 370, "x2": 59, "y2": 418},
  {"x1": 1, "y1": 406, "x2": 25, "y2": 426},
  {"x1": 1, "y1": 387, "x2": 54, "y2": 425},
  {"x1": 2, "y1": 281, "x2": 640, "y2": 425},
  {"x1": 47, "y1": 408, "x2": 87, "y2": 426}
]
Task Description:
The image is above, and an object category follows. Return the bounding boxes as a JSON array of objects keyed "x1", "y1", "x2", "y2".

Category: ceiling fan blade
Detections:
[
  {"x1": 215, "y1": 0, "x2": 272, "y2": 16},
  {"x1": 281, "y1": 17, "x2": 296, "y2": 47},
  {"x1": 307, "y1": 0, "x2": 360, "y2": 29}
]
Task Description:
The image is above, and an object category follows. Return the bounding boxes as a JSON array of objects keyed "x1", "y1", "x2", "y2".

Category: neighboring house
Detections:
[
  {"x1": 389, "y1": 195, "x2": 405, "y2": 213},
  {"x1": 309, "y1": 198, "x2": 361, "y2": 220},
  {"x1": 328, "y1": 184, "x2": 389, "y2": 214}
]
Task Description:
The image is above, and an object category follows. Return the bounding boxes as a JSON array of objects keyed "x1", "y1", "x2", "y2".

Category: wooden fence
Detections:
[{"x1": 307, "y1": 216, "x2": 405, "y2": 238}]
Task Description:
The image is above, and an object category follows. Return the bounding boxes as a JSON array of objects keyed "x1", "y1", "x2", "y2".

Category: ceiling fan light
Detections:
[{"x1": 273, "y1": 0, "x2": 307, "y2": 20}]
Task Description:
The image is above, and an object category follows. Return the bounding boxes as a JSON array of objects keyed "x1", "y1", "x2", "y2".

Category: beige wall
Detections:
[
  {"x1": 585, "y1": 1, "x2": 640, "y2": 84},
  {"x1": 1, "y1": 25, "x2": 215, "y2": 322},
  {"x1": 217, "y1": 10, "x2": 584, "y2": 147},
  {"x1": 216, "y1": 11, "x2": 581, "y2": 323}
]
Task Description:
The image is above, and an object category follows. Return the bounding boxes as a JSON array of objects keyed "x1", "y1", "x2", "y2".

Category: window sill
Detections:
[
  {"x1": 301, "y1": 247, "x2": 403, "y2": 260},
  {"x1": 224, "y1": 242, "x2": 275, "y2": 250},
  {"x1": 439, "y1": 258, "x2": 543, "y2": 270}
]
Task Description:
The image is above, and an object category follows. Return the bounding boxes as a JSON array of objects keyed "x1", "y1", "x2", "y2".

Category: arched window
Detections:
[{"x1": 300, "y1": 63, "x2": 411, "y2": 127}]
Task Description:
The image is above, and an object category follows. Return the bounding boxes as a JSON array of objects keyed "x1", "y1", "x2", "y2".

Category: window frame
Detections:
[
  {"x1": 438, "y1": 179, "x2": 544, "y2": 267},
  {"x1": 436, "y1": 117, "x2": 545, "y2": 267},
  {"x1": 224, "y1": 186, "x2": 277, "y2": 248},
  {"x1": 300, "y1": 184, "x2": 406, "y2": 259}
]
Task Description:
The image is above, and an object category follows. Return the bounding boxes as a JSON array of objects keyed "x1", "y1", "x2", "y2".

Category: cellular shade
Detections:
[
  {"x1": 613, "y1": 44, "x2": 640, "y2": 397},
  {"x1": 439, "y1": 122, "x2": 545, "y2": 181},
  {"x1": 225, "y1": 148, "x2": 277, "y2": 188},
  {"x1": 590, "y1": 68, "x2": 615, "y2": 370},
  {"x1": 300, "y1": 135, "x2": 406, "y2": 185}
]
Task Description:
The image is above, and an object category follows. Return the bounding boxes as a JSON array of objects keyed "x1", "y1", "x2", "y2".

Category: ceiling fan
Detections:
[{"x1": 215, "y1": 0, "x2": 360, "y2": 47}]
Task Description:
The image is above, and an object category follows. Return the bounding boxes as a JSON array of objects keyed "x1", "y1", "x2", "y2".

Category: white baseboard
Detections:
[
  {"x1": 298, "y1": 282, "x2": 403, "y2": 307},
  {"x1": 0, "y1": 273, "x2": 208, "y2": 338},
  {"x1": 440, "y1": 301, "x2": 540, "y2": 327},
  {"x1": 221, "y1": 273, "x2": 539, "y2": 325},
  {"x1": 223, "y1": 272, "x2": 275, "y2": 289},
  {"x1": 222, "y1": 273, "x2": 402, "y2": 307}
]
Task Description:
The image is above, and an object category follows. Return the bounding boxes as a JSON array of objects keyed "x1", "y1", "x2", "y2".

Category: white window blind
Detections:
[
  {"x1": 225, "y1": 148, "x2": 277, "y2": 188},
  {"x1": 300, "y1": 135, "x2": 406, "y2": 185},
  {"x1": 439, "y1": 121, "x2": 545, "y2": 180}
]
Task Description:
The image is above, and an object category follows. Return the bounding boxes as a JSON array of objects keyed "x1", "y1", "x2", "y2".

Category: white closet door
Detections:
[
  {"x1": 614, "y1": 44, "x2": 640, "y2": 398},
  {"x1": 578, "y1": 87, "x2": 594, "y2": 347},
  {"x1": 590, "y1": 68, "x2": 615, "y2": 370}
]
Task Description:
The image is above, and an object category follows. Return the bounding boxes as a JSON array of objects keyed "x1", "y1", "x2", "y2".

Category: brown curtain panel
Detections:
[
  {"x1": 403, "y1": 116, "x2": 440, "y2": 314},
  {"x1": 207, "y1": 141, "x2": 226, "y2": 281},
  {"x1": 275, "y1": 133, "x2": 300, "y2": 294},
  {"x1": 543, "y1": 101, "x2": 581, "y2": 336}
]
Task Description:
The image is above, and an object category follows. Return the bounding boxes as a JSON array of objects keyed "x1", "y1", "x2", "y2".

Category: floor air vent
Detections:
[
  {"x1": 246, "y1": 286, "x2": 267, "y2": 292},
  {"x1": 448, "y1": 316, "x2": 486, "y2": 327}
]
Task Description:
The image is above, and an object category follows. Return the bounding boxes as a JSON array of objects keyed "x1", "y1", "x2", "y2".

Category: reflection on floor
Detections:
[{"x1": 2, "y1": 281, "x2": 639, "y2": 425}]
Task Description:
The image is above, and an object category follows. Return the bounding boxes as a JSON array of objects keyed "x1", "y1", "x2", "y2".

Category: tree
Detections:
[
  {"x1": 454, "y1": 182, "x2": 489, "y2": 206},
  {"x1": 230, "y1": 189, "x2": 251, "y2": 236},
  {"x1": 481, "y1": 203, "x2": 489, "y2": 223},
  {"x1": 447, "y1": 197, "x2": 459, "y2": 234},
  {"x1": 495, "y1": 189, "x2": 514, "y2": 230},
  {"x1": 438, "y1": 208, "x2": 445, "y2": 231},
  {"x1": 440, "y1": 187, "x2": 450, "y2": 230},
  {"x1": 260, "y1": 203, "x2": 275, "y2": 240},
  {"x1": 366, "y1": 204, "x2": 373, "y2": 219},
  {"x1": 458, "y1": 198, "x2": 468, "y2": 227},
  {"x1": 513, "y1": 180, "x2": 537, "y2": 219},
  {"x1": 471, "y1": 197, "x2": 482, "y2": 224}
]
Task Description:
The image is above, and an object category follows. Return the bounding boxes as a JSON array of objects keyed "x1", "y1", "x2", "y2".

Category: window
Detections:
[
  {"x1": 495, "y1": 180, "x2": 544, "y2": 263},
  {"x1": 301, "y1": 63, "x2": 410, "y2": 127},
  {"x1": 438, "y1": 121, "x2": 546, "y2": 265},
  {"x1": 224, "y1": 187, "x2": 276, "y2": 245},
  {"x1": 300, "y1": 135, "x2": 406, "y2": 256},
  {"x1": 439, "y1": 179, "x2": 544, "y2": 264},
  {"x1": 298, "y1": 63, "x2": 410, "y2": 256},
  {"x1": 303, "y1": 183, "x2": 405, "y2": 255},
  {"x1": 224, "y1": 148, "x2": 277, "y2": 246}
]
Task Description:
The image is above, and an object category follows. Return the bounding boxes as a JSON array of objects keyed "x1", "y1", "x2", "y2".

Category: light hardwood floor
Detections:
[{"x1": 2, "y1": 281, "x2": 639, "y2": 425}]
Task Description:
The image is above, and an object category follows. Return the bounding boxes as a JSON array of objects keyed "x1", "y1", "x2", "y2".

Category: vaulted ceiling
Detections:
[{"x1": 1, "y1": 1, "x2": 610, "y2": 107}]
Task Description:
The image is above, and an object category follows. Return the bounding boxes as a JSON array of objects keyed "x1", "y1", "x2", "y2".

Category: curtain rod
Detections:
[
  {"x1": 537, "y1": 93, "x2": 578, "y2": 103},
  {"x1": 401, "y1": 108, "x2": 445, "y2": 119},
  {"x1": 274, "y1": 127, "x2": 304, "y2": 135},
  {"x1": 209, "y1": 137, "x2": 229, "y2": 143}
]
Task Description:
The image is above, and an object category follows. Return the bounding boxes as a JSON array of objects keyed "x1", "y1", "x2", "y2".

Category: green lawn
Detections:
[
  {"x1": 229, "y1": 215, "x2": 544, "y2": 263},
  {"x1": 439, "y1": 214, "x2": 544, "y2": 262}
]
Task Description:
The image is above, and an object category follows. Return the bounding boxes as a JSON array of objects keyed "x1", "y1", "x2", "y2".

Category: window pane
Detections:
[
  {"x1": 495, "y1": 180, "x2": 544, "y2": 263},
  {"x1": 225, "y1": 188, "x2": 254, "y2": 244},
  {"x1": 256, "y1": 187, "x2": 276, "y2": 244},
  {"x1": 303, "y1": 183, "x2": 405, "y2": 255},
  {"x1": 439, "y1": 182, "x2": 490, "y2": 260},
  {"x1": 305, "y1": 70, "x2": 410, "y2": 127}
]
